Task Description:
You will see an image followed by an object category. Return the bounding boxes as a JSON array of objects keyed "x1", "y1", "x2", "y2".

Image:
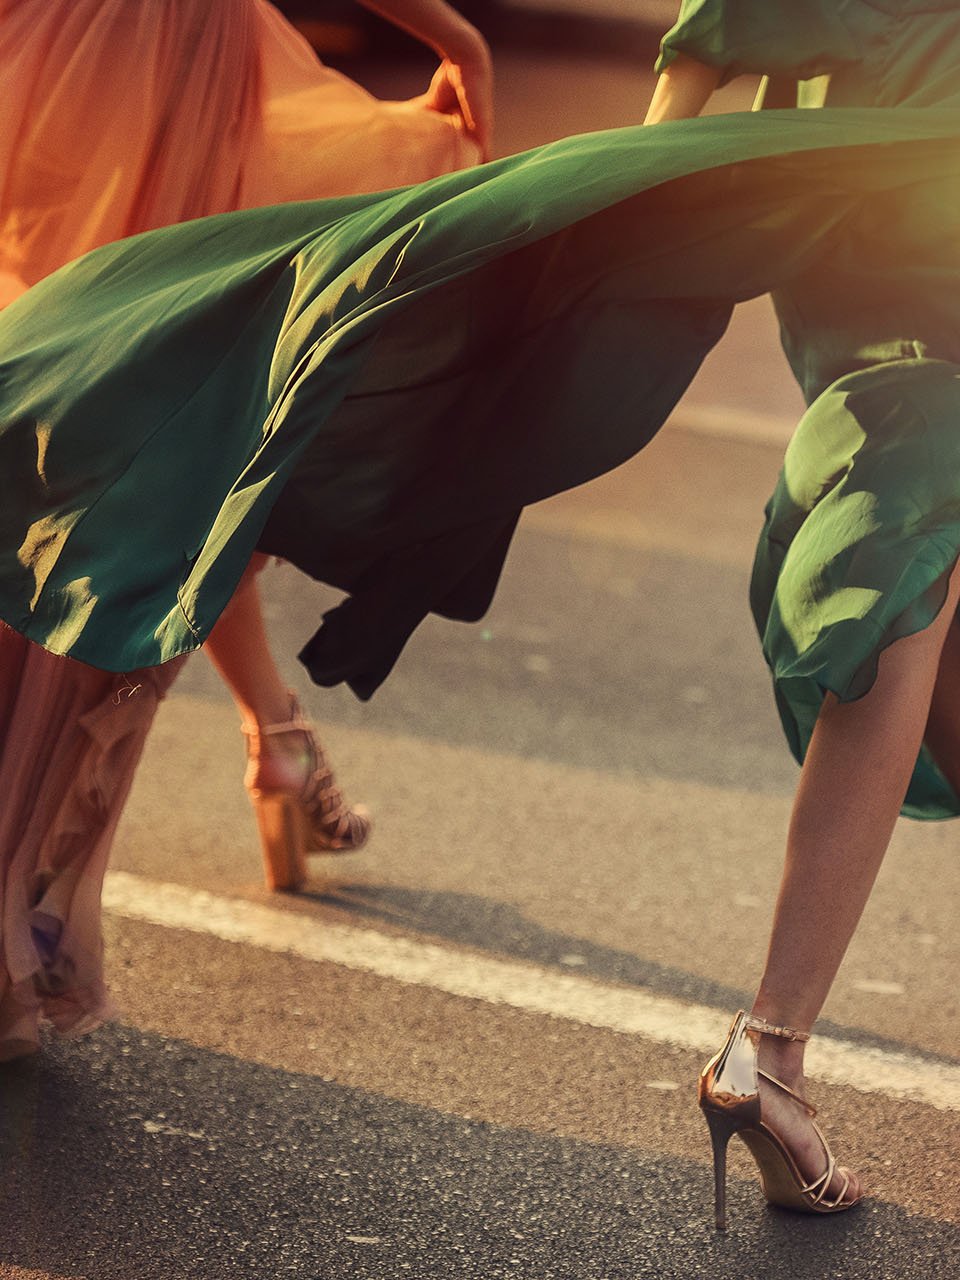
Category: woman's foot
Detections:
[
  {"x1": 244, "y1": 722, "x2": 320, "y2": 795},
  {"x1": 699, "y1": 1011, "x2": 863, "y2": 1229},
  {"x1": 242, "y1": 697, "x2": 372, "y2": 890},
  {"x1": 243, "y1": 695, "x2": 371, "y2": 854},
  {"x1": 755, "y1": 1030, "x2": 863, "y2": 1205}
]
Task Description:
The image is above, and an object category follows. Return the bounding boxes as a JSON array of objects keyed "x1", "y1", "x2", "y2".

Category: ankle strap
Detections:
[
  {"x1": 744, "y1": 1013, "x2": 810, "y2": 1044},
  {"x1": 241, "y1": 716, "x2": 309, "y2": 738},
  {"x1": 241, "y1": 694, "x2": 310, "y2": 739}
]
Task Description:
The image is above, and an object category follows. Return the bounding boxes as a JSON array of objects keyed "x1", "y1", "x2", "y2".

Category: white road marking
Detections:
[
  {"x1": 852, "y1": 979, "x2": 907, "y2": 997},
  {"x1": 103, "y1": 871, "x2": 960, "y2": 1113}
]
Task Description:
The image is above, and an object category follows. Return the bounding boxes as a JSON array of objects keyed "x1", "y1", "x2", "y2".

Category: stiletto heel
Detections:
[
  {"x1": 699, "y1": 1011, "x2": 863, "y2": 1229},
  {"x1": 243, "y1": 694, "x2": 371, "y2": 891},
  {"x1": 703, "y1": 1108, "x2": 739, "y2": 1231}
]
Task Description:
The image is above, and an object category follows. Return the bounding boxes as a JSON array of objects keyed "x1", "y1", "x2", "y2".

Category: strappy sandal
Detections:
[
  {"x1": 242, "y1": 694, "x2": 371, "y2": 891},
  {"x1": 699, "y1": 1010, "x2": 863, "y2": 1230}
]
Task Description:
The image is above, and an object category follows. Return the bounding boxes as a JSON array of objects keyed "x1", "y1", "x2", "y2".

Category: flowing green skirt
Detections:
[
  {"x1": 751, "y1": 359, "x2": 960, "y2": 819},
  {"x1": 3, "y1": 107, "x2": 960, "y2": 812}
]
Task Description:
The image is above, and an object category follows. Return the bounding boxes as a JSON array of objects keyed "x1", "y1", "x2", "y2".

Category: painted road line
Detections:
[{"x1": 102, "y1": 870, "x2": 960, "y2": 1113}]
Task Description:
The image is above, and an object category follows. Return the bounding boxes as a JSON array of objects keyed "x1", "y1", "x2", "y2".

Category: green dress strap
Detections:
[{"x1": 656, "y1": 0, "x2": 861, "y2": 83}]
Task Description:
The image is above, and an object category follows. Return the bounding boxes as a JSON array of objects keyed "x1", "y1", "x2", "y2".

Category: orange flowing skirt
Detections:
[{"x1": 0, "y1": 0, "x2": 478, "y2": 1057}]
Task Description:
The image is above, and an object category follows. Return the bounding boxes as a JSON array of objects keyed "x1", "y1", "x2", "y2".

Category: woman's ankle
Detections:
[
  {"x1": 244, "y1": 731, "x2": 312, "y2": 794},
  {"x1": 749, "y1": 1000, "x2": 811, "y2": 1087},
  {"x1": 755, "y1": 1035, "x2": 806, "y2": 1089},
  {"x1": 239, "y1": 692, "x2": 296, "y2": 733}
]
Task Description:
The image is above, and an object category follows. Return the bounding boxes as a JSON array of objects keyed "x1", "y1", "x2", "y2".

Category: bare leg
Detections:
[
  {"x1": 749, "y1": 563, "x2": 960, "y2": 1194},
  {"x1": 203, "y1": 555, "x2": 321, "y2": 794},
  {"x1": 922, "y1": 610, "x2": 960, "y2": 796},
  {"x1": 203, "y1": 556, "x2": 370, "y2": 861},
  {"x1": 204, "y1": 554, "x2": 290, "y2": 727}
]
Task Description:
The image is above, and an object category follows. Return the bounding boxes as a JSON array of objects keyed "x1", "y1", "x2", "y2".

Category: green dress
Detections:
[
  {"x1": 660, "y1": 0, "x2": 960, "y2": 817},
  {"x1": 3, "y1": 3, "x2": 960, "y2": 814}
]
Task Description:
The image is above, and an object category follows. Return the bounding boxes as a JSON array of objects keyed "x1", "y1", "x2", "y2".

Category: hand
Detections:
[{"x1": 421, "y1": 46, "x2": 494, "y2": 161}]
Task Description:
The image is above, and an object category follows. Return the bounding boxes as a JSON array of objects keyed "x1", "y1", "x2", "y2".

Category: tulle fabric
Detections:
[
  {"x1": 0, "y1": 0, "x2": 477, "y2": 1056},
  {"x1": 0, "y1": 0, "x2": 477, "y2": 304},
  {"x1": 0, "y1": 633, "x2": 186, "y2": 1061}
]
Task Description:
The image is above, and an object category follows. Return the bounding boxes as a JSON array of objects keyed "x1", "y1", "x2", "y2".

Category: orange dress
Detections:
[{"x1": 0, "y1": 0, "x2": 478, "y2": 1058}]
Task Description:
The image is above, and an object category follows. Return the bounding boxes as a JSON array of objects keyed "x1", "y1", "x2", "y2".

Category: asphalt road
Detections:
[{"x1": 2, "y1": 39, "x2": 959, "y2": 1280}]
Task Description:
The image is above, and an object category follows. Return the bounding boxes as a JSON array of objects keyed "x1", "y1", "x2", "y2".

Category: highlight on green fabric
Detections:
[
  {"x1": 751, "y1": 360, "x2": 960, "y2": 819},
  {"x1": 656, "y1": 0, "x2": 859, "y2": 86},
  {"x1": 2, "y1": 106, "x2": 960, "y2": 708},
  {"x1": 657, "y1": 0, "x2": 960, "y2": 113}
]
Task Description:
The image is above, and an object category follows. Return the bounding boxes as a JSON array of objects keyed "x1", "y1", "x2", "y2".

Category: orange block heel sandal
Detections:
[{"x1": 242, "y1": 695, "x2": 371, "y2": 891}]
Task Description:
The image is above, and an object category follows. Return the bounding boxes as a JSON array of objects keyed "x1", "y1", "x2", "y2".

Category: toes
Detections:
[{"x1": 836, "y1": 1165, "x2": 864, "y2": 1204}]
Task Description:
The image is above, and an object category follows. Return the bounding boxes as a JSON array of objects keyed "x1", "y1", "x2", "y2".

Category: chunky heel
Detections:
[
  {"x1": 243, "y1": 694, "x2": 372, "y2": 891},
  {"x1": 251, "y1": 792, "x2": 308, "y2": 891},
  {"x1": 703, "y1": 1108, "x2": 739, "y2": 1231}
]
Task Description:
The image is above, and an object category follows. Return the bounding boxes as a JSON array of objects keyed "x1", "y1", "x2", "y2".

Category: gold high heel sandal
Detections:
[
  {"x1": 242, "y1": 695, "x2": 371, "y2": 892},
  {"x1": 699, "y1": 1010, "x2": 863, "y2": 1231}
]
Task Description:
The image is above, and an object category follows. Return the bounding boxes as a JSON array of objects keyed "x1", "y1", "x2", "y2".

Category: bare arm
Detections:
[
  {"x1": 356, "y1": 0, "x2": 493, "y2": 157},
  {"x1": 644, "y1": 53, "x2": 722, "y2": 125}
]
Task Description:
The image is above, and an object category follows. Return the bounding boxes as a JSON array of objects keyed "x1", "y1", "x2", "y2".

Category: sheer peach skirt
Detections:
[{"x1": 0, "y1": 0, "x2": 478, "y2": 1056}]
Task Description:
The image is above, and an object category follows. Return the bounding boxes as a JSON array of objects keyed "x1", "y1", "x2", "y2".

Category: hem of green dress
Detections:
[
  {"x1": 0, "y1": 609, "x2": 200, "y2": 675},
  {"x1": 772, "y1": 562, "x2": 960, "y2": 822}
]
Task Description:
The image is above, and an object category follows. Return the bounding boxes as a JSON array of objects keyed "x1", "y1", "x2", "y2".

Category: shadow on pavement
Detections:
[
  {"x1": 295, "y1": 879, "x2": 960, "y2": 1069},
  {"x1": 304, "y1": 877, "x2": 756, "y2": 1010},
  {"x1": 1, "y1": 1025, "x2": 957, "y2": 1279}
]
